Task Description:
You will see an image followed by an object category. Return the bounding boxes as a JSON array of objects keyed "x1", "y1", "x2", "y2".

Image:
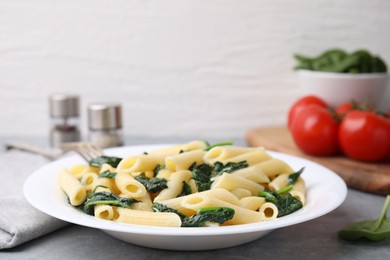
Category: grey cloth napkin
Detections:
[{"x1": 0, "y1": 150, "x2": 68, "y2": 249}]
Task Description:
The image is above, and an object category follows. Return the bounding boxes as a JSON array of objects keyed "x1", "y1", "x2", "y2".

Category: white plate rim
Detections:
[{"x1": 23, "y1": 144, "x2": 347, "y2": 237}]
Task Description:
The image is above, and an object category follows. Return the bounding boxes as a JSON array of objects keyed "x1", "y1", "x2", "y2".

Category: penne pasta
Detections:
[
  {"x1": 69, "y1": 164, "x2": 99, "y2": 179},
  {"x1": 229, "y1": 166, "x2": 270, "y2": 184},
  {"x1": 259, "y1": 202, "x2": 278, "y2": 220},
  {"x1": 240, "y1": 196, "x2": 266, "y2": 211},
  {"x1": 229, "y1": 188, "x2": 252, "y2": 199},
  {"x1": 218, "y1": 149, "x2": 272, "y2": 166},
  {"x1": 211, "y1": 173, "x2": 264, "y2": 196},
  {"x1": 114, "y1": 208, "x2": 182, "y2": 227},
  {"x1": 158, "y1": 188, "x2": 241, "y2": 216},
  {"x1": 57, "y1": 141, "x2": 307, "y2": 228},
  {"x1": 94, "y1": 205, "x2": 116, "y2": 220},
  {"x1": 148, "y1": 140, "x2": 207, "y2": 160},
  {"x1": 153, "y1": 170, "x2": 192, "y2": 202},
  {"x1": 115, "y1": 171, "x2": 147, "y2": 198},
  {"x1": 290, "y1": 177, "x2": 306, "y2": 205},
  {"x1": 80, "y1": 172, "x2": 99, "y2": 192},
  {"x1": 204, "y1": 147, "x2": 260, "y2": 164},
  {"x1": 252, "y1": 159, "x2": 294, "y2": 178},
  {"x1": 165, "y1": 150, "x2": 205, "y2": 171},
  {"x1": 180, "y1": 194, "x2": 263, "y2": 225},
  {"x1": 57, "y1": 168, "x2": 86, "y2": 206},
  {"x1": 116, "y1": 154, "x2": 161, "y2": 174},
  {"x1": 268, "y1": 173, "x2": 290, "y2": 191}
]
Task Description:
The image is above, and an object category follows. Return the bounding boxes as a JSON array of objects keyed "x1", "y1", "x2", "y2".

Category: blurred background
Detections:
[{"x1": 1, "y1": 0, "x2": 389, "y2": 142}]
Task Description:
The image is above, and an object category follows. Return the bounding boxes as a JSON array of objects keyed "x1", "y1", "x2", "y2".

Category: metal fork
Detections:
[{"x1": 60, "y1": 142, "x2": 104, "y2": 162}]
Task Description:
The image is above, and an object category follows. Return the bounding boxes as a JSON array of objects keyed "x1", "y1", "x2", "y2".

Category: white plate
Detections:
[{"x1": 24, "y1": 144, "x2": 347, "y2": 251}]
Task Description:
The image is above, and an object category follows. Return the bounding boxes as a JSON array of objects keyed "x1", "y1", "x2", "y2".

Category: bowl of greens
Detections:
[{"x1": 294, "y1": 49, "x2": 388, "y2": 108}]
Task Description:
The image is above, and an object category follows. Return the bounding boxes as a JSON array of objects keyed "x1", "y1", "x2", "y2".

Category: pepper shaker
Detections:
[
  {"x1": 49, "y1": 94, "x2": 81, "y2": 147},
  {"x1": 88, "y1": 103, "x2": 124, "y2": 148}
]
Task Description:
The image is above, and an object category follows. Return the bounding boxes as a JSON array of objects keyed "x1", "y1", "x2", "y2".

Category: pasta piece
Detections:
[
  {"x1": 148, "y1": 140, "x2": 207, "y2": 160},
  {"x1": 131, "y1": 201, "x2": 153, "y2": 212},
  {"x1": 94, "y1": 205, "x2": 116, "y2": 220},
  {"x1": 69, "y1": 164, "x2": 98, "y2": 179},
  {"x1": 165, "y1": 150, "x2": 205, "y2": 171},
  {"x1": 115, "y1": 171, "x2": 147, "y2": 198},
  {"x1": 116, "y1": 154, "x2": 161, "y2": 174},
  {"x1": 290, "y1": 177, "x2": 306, "y2": 205},
  {"x1": 153, "y1": 170, "x2": 192, "y2": 202},
  {"x1": 229, "y1": 188, "x2": 252, "y2": 199},
  {"x1": 205, "y1": 188, "x2": 241, "y2": 205},
  {"x1": 158, "y1": 188, "x2": 241, "y2": 216},
  {"x1": 218, "y1": 149, "x2": 272, "y2": 166},
  {"x1": 240, "y1": 196, "x2": 266, "y2": 211},
  {"x1": 183, "y1": 140, "x2": 208, "y2": 151},
  {"x1": 99, "y1": 163, "x2": 116, "y2": 174},
  {"x1": 253, "y1": 159, "x2": 294, "y2": 178},
  {"x1": 259, "y1": 202, "x2": 278, "y2": 221},
  {"x1": 180, "y1": 194, "x2": 263, "y2": 225},
  {"x1": 158, "y1": 199, "x2": 197, "y2": 217},
  {"x1": 268, "y1": 173, "x2": 290, "y2": 191},
  {"x1": 57, "y1": 168, "x2": 86, "y2": 206},
  {"x1": 94, "y1": 185, "x2": 112, "y2": 193},
  {"x1": 229, "y1": 166, "x2": 270, "y2": 184},
  {"x1": 91, "y1": 176, "x2": 119, "y2": 194},
  {"x1": 203, "y1": 147, "x2": 260, "y2": 164},
  {"x1": 155, "y1": 169, "x2": 174, "y2": 179},
  {"x1": 114, "y1": 208, "x2": 182, "y2": 227},
  {"x1": 80, "y1": 172, "x2": 99, "y2": 192},
  {"x1": 211, "y1": 173, "x2": 264, "y2": 196},
  {"x1": 187, "y1": 179, "x2": 198, "y2": 193},
  {"x1": 131, "y1": 170, "x2": 154, "y2": 179},
  {"x1": 131, "y1": 193, "x2": 153, "y2": 211}
]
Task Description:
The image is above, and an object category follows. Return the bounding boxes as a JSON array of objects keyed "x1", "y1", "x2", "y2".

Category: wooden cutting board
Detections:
[{"x1": 246, "y1": 127, "x2": 390, "y2": 195}]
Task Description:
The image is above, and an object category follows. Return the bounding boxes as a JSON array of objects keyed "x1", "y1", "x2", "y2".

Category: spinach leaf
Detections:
[
  {"x1": 188, "y1": 160, "x2": 249, "y2": 191},
  {"x1": 294, "y1": 49, "x2": 387, "y2": 73},
  {"x1": 153, "y1": 164, "x2": 165, "y2": 177},
  {"x1": 287, "y1": 167, "x2": 305, "y2": 185},
  {"x1": 134, "y1": 173, "x2": 168, "y2": 193},
  {"x1": 213, "y1": 161, "x2": 249, "y2": 177},
  {"x1": 98, "y1": 170, "x2": 117, "y2": 179},
  {"x1": 89, "y1": 155, "x2": 122, "y2": 168},
  {"x1": 259, "y1": 190, "x2": 303, "y2": 217},
  {"x1": 152, "y1": 203, "x2": 187, "y2": 222},
  {"x1": 190, "y1": 163, "x2": 213, "y2": 192},
  {"x1": 339, "y1": 195, "x2": 390, "y2": 241},
  {"x1": 181, "y1": 207, "x2": 235, "y2": 227},
  {"x1": 152, "y1": 203, "x2": 235, "y2": 227},
  {"x1": 177, "y1": 181, "x2": 192, "y2": 197},
  {"x1": 82, "y1": 191, "x2": 137, "y2": 215},
  {"x1": 204, "y1": 141, "x2": 234, "y2": 151}
]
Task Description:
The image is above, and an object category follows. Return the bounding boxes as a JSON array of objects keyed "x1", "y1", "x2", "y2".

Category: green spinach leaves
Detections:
[
  {"x1": 294, "y1": 49, "x2": 387, "y2": 73},
  {"x1": 339, "y1": 195, "x2": 390, "y2": 241},
  {"x1": 152, "y1": 203, "x2": 235, "y2": 227}
]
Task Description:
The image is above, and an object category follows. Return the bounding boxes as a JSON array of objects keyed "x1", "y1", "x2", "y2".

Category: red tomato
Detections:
[
  {"x1": 288, "y1": 95, "x2": 328, "y2": 129},
  {"x1": 336, "y1": 101, "x2": 372, "y2": 117},
  {"x1": 290, "y1": 105, "x2": 339, "y2": 156},
  {"x1": 338, "y1": 111, "x2": 390, "y2": 162},
  {"x1": 336, "y1": 102, "x2": 354, "y2": 117}
]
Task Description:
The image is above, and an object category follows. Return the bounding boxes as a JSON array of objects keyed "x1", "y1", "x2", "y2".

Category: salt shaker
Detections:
[
  {"x1": 88, "y1": 103, "x2": 124, "y2": 148},
  {"x1": 49, "y1": 94, "x2": 81, "y2": 147}
]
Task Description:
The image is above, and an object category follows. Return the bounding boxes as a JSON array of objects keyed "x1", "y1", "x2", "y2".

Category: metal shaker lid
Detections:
[
  {"x1": 49, "y1": 94, "x2": 79, "y2": 117},
  {"x1": 88, "y1": 103, "x2": 122, "y2": 130}
]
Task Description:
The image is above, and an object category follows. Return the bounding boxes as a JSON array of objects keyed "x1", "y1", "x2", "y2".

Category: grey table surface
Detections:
[{"x1": 1, "y1": 136, "x2": 389, "y2": 260}]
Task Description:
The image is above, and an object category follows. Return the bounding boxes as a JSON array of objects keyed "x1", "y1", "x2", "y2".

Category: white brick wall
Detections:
[{"x1": 1, "y1": 0, "x2": 389, "y2": 140}]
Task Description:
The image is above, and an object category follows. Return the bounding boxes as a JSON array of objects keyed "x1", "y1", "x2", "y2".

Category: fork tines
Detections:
[{"x1": 60, "y1": 142, "x2": 104, "y2": 162}]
